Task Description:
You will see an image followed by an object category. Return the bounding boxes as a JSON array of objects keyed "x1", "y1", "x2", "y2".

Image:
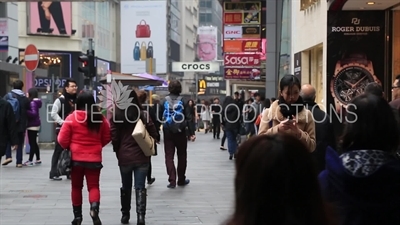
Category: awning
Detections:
[
  {"x1": 0, "y1": 62, "x2": 48, "y2": 77},
  {"x1": 98, "y1": 73, "x2": 164, "y2": 86}
]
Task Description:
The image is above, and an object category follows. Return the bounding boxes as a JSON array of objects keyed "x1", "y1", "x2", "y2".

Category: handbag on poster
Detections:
[
  {"x1": 140, "y1": 42, "x2": 147, "y2": 60},
  {"x1": 133, "y1": 41, "x2": 140, "y2": 61},
  {"x1": 136, "y1": 20, "x2": 151, "y2": 38},
  {"x1": 132, "y1": 119, "x2": 155, "y2": 157},
  {"x1": 146, "y1": 41, "x2": 153, "y2": 58}
]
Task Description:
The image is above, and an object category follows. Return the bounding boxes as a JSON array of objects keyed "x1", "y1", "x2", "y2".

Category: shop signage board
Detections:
[
  {"x1": 224, "y1": 26, "x2": 261, "y2": 39},
  {"x1": 223, "y1": 40, "x2": 261, "y2": 52},
  {"x1": 224, "y1": 68, "x2": 261, "y2": 80},
  {"x1": 223, "y1": 2, "x2": 261, "y2": 25},
  {"x1": 171, "y1": 61, "x2": 220, "y2": 72},
  {"x1": 24, "y1": 44, "x2": 39, "y2": 72},
  {"x1": 224, "y1": 53, "x2": 261, "y2": 66}
]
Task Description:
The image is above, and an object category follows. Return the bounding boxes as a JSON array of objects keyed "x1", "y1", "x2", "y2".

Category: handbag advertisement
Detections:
[
  {"x1": 120, "y1": 1, "x2": 167, "y2": 74},
  {"x1": 326, "y1": 10, "x2": 386, "y2": 136}
]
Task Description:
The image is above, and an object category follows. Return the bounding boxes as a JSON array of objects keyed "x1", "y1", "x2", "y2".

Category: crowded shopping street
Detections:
[{"x1": 0, "y1": 133, "x2": 236, "y2": 225}]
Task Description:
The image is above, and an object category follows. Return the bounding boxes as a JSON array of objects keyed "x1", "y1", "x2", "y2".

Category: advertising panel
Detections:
[
  {"x1": 242, "y1": 26, "x2": 261, "y2": 38},
  {"x1": 223, "y1": 40, "x2": 261, "y2": 52},
  {"x1": 224, "y1": 53, "x2": 261, "y2": 67},
  {"x1": 172, "y1": 62, "x2": 220, "y2": 72},
  {"x1": 327, "y1": 11, "x2": 385, "y2": 135},
  {"x1": 224, "y1": 26, "x2": 242, "y2": 39},
  {"x1": 120, "y1": 1, "x2": 167, "y2": 74},
  {"x1": 223, "y1": 2, "x2": 261, "y2": 25},
  {"x1": 197, "y1": 26, "x2": 218, "y2": 61},
  {"x1": 28, "y1": 2, "x2": 72, "y2": 36},
  {"x1": 224, "y1": 68, "x2": 261, "y2": 80},
  {"x1": 0, "y1": 18, "x2": 8, "y2": 52},
  {"x1": 294, "y1": 52, "x2": 302, "y2": 83}
]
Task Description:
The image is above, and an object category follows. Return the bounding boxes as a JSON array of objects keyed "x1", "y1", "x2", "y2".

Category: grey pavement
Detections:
[{"x1": 0, "y1": 132, "x2": 237, "y2": 225}]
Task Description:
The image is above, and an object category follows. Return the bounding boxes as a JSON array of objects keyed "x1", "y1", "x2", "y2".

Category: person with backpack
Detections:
[
  {"x1": 49, "y1": 78, "x2": 78, "y2": 180},
  {"x1": 2, "y1": 80, "x2": 30, "y2": 167},
  {"x1": 161, "y1": 80, "x2": 195, "y2": 188},
  {"x1": 0, "y1": 98, "x2": 18, "y2": 161}
]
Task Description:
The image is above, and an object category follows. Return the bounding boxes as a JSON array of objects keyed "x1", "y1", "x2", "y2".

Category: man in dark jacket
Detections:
[
  {"x1": 0, "y1": 99, "x2": 18, "y2": 160},
  {"x1": 301, "y1": 84, "x2": 336, "y2": 173},
  {"x1": 160, "y1": 80, "x2": 195, "y2": 188},
  {"x1": 2, "y1": 80, "x2": 30, "y2": 167}
]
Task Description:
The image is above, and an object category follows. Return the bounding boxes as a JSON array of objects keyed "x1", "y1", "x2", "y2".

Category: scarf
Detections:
[{"x1": 278, "y1": 96, "x2": 305, "y2": 119}]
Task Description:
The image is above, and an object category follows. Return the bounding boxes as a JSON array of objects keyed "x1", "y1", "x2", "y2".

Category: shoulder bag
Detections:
[{"x1": 132, "y1": 112, "x2": 155, "y2": 156}]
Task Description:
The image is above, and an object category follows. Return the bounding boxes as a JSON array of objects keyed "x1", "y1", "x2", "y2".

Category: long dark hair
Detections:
[
  {"x1": 341, "y1": 94, "x2": 399, "y2": 153},
  {"x1": 226, "y1": 134, "x2": 333, "y2": 225},
  {"x1": 28, "y1": 88, "x2": 38, "y2": 101},
  {"x1": 113, "y1": 90, "x2": 142, "y2": 128},
  {"x1": 75, "y1": 91, "x2": 103, "y2": 133}
]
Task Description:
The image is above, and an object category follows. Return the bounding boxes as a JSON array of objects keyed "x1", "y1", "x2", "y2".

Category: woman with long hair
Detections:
[
  {"x1": 136, "y1": 90, "x2": 160, "y2": 185},
  {"x1": 24, "y1": 88, "x2": 42, "y2": 166},
  {"x1": 187, "y1": 99, "x2": 197, "y2": 134},
  {"x1": 320, "y1": 94, "x2": 400, "y2": 225},
  {"x1": 110, "y1": 90, "x2": 159, "y2": 225},
  {"x1": 225, "y1": 134, "x2": 334, "y2": 225},
  {"x1": 258, "y1": 74, "x2": 316, "y2": 152},
  {"x1": 58, "y1": 91, "x2": 111, "y2": 225},
  {"x1": 221, "y1": 96, "x2": 241, "y2": 160}
]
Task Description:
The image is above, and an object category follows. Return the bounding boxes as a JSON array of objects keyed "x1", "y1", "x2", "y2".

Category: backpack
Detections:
[
  {"x1": 6, "y1": 92, "x2": 21, "y2": 122},
  {"x1": 163, "y1": 96, "x2": 186, "y2": 133}
]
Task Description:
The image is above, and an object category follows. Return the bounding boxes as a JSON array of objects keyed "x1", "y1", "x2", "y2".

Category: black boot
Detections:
[
  {"x1": 120, "y1": 188, "x2": 132, "y2": 224},
  {"x1": 71, "y1": 205, "x2": 82, "y2": 225},
  {"x1": 90, "y1": 202, "x2": 102, "y2": 225},
  {"x1": 136, "y1": 189, "x2": 147, "y2": 225}
]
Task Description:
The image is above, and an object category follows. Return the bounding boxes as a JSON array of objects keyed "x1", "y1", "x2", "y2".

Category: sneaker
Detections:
[
  {"x1": 23, "y1": 161, "x2": 34, "y2": 166},
  {"x1": 35, "y1": 160, "x2": 42, "y2": 165},
  {"x1": 2, "y1": 158, "x2": 12, "y2": 166}
]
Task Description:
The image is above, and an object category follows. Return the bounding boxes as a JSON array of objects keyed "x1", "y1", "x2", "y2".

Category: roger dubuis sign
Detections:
[{"x1": 328, "y1": 12, "x2": 383, "y2": 36}]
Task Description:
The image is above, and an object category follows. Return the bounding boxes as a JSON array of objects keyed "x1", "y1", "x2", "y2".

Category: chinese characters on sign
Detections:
[
  {"x1": 223, "y1": 2, "x2": 261, "y2": 25},
  {"x1": 223, "y1": 40, "x2": 261, "y2": 52},
  {"x1": 242, "y1": 40, "x2": 261, "y2": 51},
  {"x1": 224, "y1": 68, "x2": 261, "y2": 80}
]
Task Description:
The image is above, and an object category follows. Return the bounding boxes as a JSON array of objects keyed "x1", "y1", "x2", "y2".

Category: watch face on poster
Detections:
[{"x1": 333, "y1": 66, "x2": 375, "y2": 104}]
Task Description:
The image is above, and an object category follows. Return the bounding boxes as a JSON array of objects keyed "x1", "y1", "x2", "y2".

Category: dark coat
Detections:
[
  {"x1": 222, "y1": 102, "x2": 241, "y2": 131},
  {"x1": 305, "y1": 101, "x2": 336, "y2": 173},
  {"x1": 3, "y1": 90, "x2": 30, "y2": 133},
  {"x1": 110, "y1": 111, "x2": 159, "y2": 166},
  {"x1": 319, "y1": 147, "x2": 400, "y2": 225},
  {"x1": 0, "y1": 99, "x2": 18, "y2": 156}
]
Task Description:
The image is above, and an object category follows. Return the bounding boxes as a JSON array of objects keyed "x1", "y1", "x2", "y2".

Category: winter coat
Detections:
[
  {"x1": 57, "y1": 110, "x2": 111, "y2": 163},
  {"x1": 319, "y1": 147, "x2": 400, "y2": 225},
  {"x1": 0, "y1": 99, "x2": 18, "y2": 156},
  {"x1": 27, "y1": 98, "x2": 42, "y2": 128}
]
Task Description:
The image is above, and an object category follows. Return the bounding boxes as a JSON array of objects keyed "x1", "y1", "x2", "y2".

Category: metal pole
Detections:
[
  {"x1": 88, "y1": 38, "x2": 94, "y2": 91},
  {"x1": 51, "y1": 73, "x2": 55, "y2": 93},
  {"x1": 195, "y1": 73, "x2": 198, "y2": 101}
]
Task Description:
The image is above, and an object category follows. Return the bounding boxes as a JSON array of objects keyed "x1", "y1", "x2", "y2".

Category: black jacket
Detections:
[
  {"x1": 222, "y1": 103, "x2": 241, "y2": 131},
  {"x1": 159, "y1": 94, "x2": 194, "y2": 136},
  {"x1": 305, "y1": 102, "x2": 336, "y2": 173},
  {"x1": 0, "y1": 99, "x2": 18, "y2": 156}
]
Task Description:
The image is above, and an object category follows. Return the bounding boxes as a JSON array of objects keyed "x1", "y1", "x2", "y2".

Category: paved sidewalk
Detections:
[{"x1": 0, "y1": 132, "x2": 236, "y2": 225}]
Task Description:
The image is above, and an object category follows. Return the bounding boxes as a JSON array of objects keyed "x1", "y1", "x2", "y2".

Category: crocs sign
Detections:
[{"x1": 171, "y1": 62, "x2": 220, "y2": 72}]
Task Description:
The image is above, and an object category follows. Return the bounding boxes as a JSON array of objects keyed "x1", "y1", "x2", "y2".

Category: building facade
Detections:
[{"x1": 199, "y1": 0, "x2": 223, "y2": 60}]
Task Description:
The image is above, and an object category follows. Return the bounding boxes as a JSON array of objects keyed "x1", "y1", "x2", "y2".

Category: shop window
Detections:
[{"x1": 37, "y1": 53, "x2": 70, "y2": 78}]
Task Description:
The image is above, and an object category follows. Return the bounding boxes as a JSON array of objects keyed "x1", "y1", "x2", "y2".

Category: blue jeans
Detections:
[
  {"x1": 225, "y1": 129, "x2": 238, "y2": 156},
  {"x1": 120, "y1": 163, "x2": 149, "y2": 190},
  {"x1": 5, "y1": 132, "x2": 25, "y2": 164}
]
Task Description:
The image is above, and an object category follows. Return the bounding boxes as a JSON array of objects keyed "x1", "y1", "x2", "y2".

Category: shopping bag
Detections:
[{"x1": 57, "y1": 150, "x2": 71, "y2": 176}]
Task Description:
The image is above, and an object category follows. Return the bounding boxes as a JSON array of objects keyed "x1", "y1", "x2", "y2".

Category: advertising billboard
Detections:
[
  {"x1": 0, "y1": 18, "x2": 8, "y2": 52},
  {"x1": 197, "y1": 26, "x2": 218, "y2": 61},
  {"x1": 224, "y1": 53, "x2": 261, "y2": 67},
  {"x1": 28, "y1": 2, "x2": 72, "y2": 36},
  {"x1": 172, "y1": 62, "x2": 220, "y2": 72},
  {"x1": 223, "y1": 2, "x2": 261, "y2": 25},
  {"x1": 223, "y1": 40, "x2": 261, "y2": 52},
  {"x1": 120, "y1": 1, "x2": 167, "y2": 74}
]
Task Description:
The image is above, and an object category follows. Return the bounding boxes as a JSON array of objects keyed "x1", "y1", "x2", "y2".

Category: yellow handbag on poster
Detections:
[{"x1": 140, "y1": 42, "x2": 147, "y2": 60}]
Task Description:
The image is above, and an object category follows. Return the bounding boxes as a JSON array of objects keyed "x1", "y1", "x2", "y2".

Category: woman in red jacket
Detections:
[{"x1": 58, "y1": 91, "x2": 111, "y2": 225}]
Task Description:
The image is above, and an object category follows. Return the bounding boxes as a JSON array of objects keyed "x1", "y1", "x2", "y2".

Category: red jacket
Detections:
[{"x1": 58, "y1": 110, "x2": 111, "y2": 163}]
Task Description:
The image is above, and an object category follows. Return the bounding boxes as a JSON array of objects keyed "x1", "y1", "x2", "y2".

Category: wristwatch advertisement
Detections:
[{"x1": 330, "y1": 53, "x2": 381, "y2": 112}]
